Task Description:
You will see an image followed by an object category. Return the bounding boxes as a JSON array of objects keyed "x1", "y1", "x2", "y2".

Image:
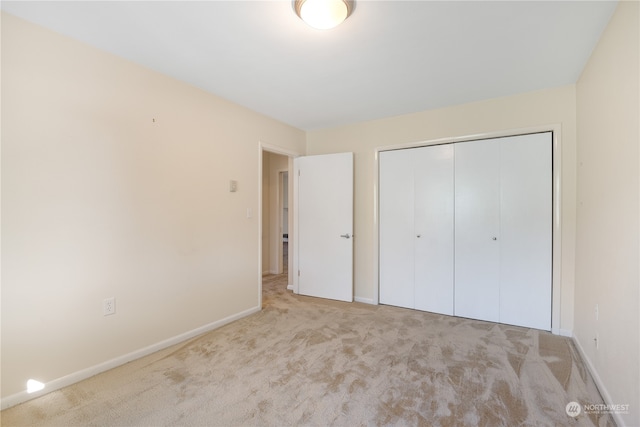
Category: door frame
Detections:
[
  {"x1": 258, "y1": 141, "x2": 301, "y2": 308},
  {"x1": 374, "y1": 124, "x2": 565, "y2": 335}
]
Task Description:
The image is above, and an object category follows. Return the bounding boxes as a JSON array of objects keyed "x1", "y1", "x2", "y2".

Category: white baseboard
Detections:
[
  {"x1": 552, "y1": 328, "x2": 573, "y2": 337},
  {"x1": 354, "y1": 296, "x2": 375, "y2": 305},
  {"x1": 572, "y1": 335, "x2": 626, "y2": 427},
  {"x1": 1, "y1": 305, "x2": 261, "y2": 410},
  {"x1": 286, "y1": 284, "x2": 294, "y2": 291}
]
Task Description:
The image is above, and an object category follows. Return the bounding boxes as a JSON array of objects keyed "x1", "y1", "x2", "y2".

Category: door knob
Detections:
[
  {"x1": 417, "y1": 234, "x2": 421, "y2": 238},
  {"x1": 492, "y1": 237, "x2": 497, "y2": 241},
  {"x1": 340, "y1": 233, "x2": 351, "y2": 239}
]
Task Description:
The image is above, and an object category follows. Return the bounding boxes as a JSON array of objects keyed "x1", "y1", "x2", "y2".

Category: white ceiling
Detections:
[{"x1": 2, "y1": 1, "x2": 617, "y2": 131}]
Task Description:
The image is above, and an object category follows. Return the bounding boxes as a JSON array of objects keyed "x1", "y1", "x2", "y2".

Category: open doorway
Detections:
[
  {"x1": 259, "y1": 142, "x2": 300, "y2": 311},
  {"x1": 261, "y1": 149, "x2": 294, "y2": 287}
]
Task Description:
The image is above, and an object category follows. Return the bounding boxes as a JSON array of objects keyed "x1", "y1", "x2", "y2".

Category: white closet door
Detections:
[
  {"x1": 379, "y1": 149, "x2": 415, "y2": 309},
  {"x1": 454, "y1": 139, "x2": 501, "y2": 323},
  {"x1": 414, "y1": 145, "x2": 454, "y2": 315},
  {"x1": 499, "y1": 133, "x2": 552, "y2": 330}
]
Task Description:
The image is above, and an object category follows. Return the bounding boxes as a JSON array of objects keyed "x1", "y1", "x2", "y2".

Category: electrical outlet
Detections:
[{"x1": 103, "y1": 297, "x2": 116, "y2": 316}]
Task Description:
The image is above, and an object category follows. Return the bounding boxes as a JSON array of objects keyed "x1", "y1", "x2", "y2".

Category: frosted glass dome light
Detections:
[{"x1": 294, "y1": 0, "x2": 354, "y2": 30}]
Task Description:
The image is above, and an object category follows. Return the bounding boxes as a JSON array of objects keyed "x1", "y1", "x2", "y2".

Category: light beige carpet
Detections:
[{"x1": 2, "y1": 274, "x2": 613, "y2": 426}]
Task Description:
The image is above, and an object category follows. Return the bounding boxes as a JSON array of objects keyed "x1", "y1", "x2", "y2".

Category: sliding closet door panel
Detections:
[
  {"x1": 414, "y1": 145, "x2": 454, "y2": 315},
  {"x1": 454, "y1": 140, "x2": 500, "y2": 323},
  {"x1": 379, "y1": 149, "x2": 415, "y2": 309},
  {"x1": 499, "y1": 133, "x2": 552, "y2": 330}
]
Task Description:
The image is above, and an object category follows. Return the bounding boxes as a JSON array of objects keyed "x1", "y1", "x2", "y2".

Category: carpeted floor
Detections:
[{"x1": 2, "y1": 273, "x2": 613, "y2": 426}]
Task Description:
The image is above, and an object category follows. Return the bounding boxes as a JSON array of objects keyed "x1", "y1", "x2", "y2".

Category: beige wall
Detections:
[
  {"x1": 306, "y1": 85, "x2": 578, "y2": 333},
  {"x1": 1, "y1": 13, "x2": 305, "y2": 400},
  {"x1": 575, "y1": 2, "x2": 639, "y2": 425}
]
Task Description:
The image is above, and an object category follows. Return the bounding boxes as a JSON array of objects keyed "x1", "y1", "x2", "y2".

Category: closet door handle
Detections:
[
  {"x1": 417, "y1": 234, "x2": 421, "y2": 238},
  {"x1": 492, "y1": 237, "x2": 498, "y2": 241},
  {"x1": 340, "y1": 233, "x2": 351, "y2": 239}
]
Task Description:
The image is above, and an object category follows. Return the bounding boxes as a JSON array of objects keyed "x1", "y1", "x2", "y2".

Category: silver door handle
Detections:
[
  {"x1": 492, "y1": 237, "x2": 498, "y2": 241},
  {"x1": 340, "y1": 233, "x2": 351, "y2": 239},
  {"x1": 417, "y1": 234, "x2": 421, "y2": 238}
]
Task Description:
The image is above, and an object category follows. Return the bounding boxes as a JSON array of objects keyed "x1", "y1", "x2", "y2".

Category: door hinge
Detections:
[{"x1": 298, "y1": 270, "x2": 300, "y2": 277}]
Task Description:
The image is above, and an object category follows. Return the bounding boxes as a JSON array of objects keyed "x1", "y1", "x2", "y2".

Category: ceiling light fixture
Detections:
[{"x1": 294, "y1": 0, "x2": 354, "y2": 30}]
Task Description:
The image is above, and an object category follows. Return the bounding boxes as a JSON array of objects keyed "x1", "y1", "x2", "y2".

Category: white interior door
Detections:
[
  {"x1": 414, "y1": 144, "x2": 454, "y2": 315},
  {"x1": 499, "y1": 133, "x2": 552, "y2": 330},
  {"x1": 454, "y1": 139, "x2": 501, "y2": 323},
  {"x1": 295, "y1": 152, "x2": 353, "y2": 302},
  {"x1": 379, "y1": 149, "x2": 415, "y2": 309}
]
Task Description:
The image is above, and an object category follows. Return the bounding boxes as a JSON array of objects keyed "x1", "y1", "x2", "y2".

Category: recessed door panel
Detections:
[
  {"x1": 499, "y1": 133, "x2": 552, "y2": 330},
  {"x1": 454, "y1": 139, "x2": 500, "y2": 323},
  {"x1": 379, "y1": 149, "x2": 415, "y2": 309},
  {"x1": 414, "y1": 145, "x2": 454, "y2": 315}
]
